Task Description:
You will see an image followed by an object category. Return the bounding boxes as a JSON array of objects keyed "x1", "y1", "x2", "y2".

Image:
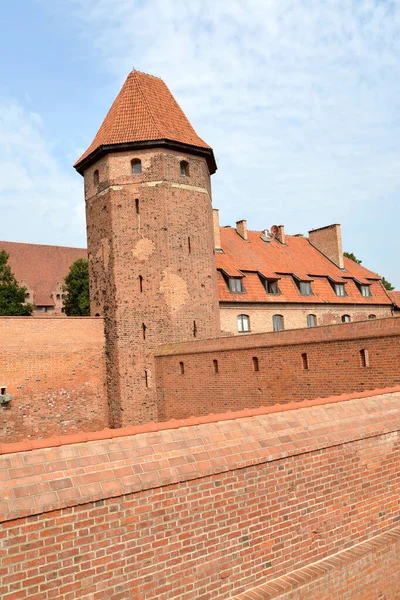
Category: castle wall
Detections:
[
  {"x1": 155, "y1": 316, "x2": 400, "y2": 420},
  {"x1": 1, "y1": 391, "x2": 399, "y2": 600},
  {"x1": 0, "y1": 317, "x2": 107, "y2": 443}
]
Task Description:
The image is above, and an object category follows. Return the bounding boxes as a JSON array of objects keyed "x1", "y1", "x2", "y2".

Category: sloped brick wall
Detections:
[
  {"x1": 155, "y1": 316, "x2": 400, "y2": 420},
  {"x1": 0, "y1": 317, "x2": 107, "y2": 442},
  {"x1": 0, "y1": 391, "x2": 399, "y2": 599}
]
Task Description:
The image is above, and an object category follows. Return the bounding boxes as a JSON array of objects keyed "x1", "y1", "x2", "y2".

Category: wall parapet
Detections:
[{"x1": 1, "y1": 389, "x2": 399, "y2": 523}]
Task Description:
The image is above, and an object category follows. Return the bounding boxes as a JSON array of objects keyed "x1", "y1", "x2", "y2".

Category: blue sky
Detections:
[{"x1": 1, "y1": 0, "x2": 399, "y2": 286}]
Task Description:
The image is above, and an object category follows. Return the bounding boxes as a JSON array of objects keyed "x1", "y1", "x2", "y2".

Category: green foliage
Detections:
[
  {"x1": 0, "y1": 250, "x2": 33, "y2": 316},
  {"x1": 63, "y1": 259, "x2": 90, "y2": 316},
  {"x1": 343, "y1": 251, "x2": 362, "y2": 264},
  {"x1": 344, "y1": 251, "x2": 394, "y2": 291}
]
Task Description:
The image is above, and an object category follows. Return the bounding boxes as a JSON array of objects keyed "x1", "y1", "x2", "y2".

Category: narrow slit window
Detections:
[
  {"x1": 180, "y1": 160, "x2": 189, "y2": 176},
  {"x1": 360, "y1": 349, "x2": 369, "y2": 368},
  {"x1": 139, "y1": 275, "x2": 143, "y2": 293},
  {"x1": 301, "y1": 353, "x2": 309, "y2": 370},
  {"x1": 193, "y1": 320, "x2": 197, "y2": 337},
  {"x1": 188, "y1": 237, "x2": 191, "y2": 253},
  {"x1": 131, "y1": 159, "x2": 142, "y2": 175},
  {"x1": 252, "y1": 357, "x2": 259, "y2": 372},
  {"x1": 142, "y1": 323, "x2": 147, "y2": 340},
  {"x1": 135, "y1": 199, "x2": 140, "y2": 215},
  {"x1": 144, "y1": 370, "x2": 149, "y2": 388},
  {"x1": 213, "y1": 359, "x2": 219, "y2": 374},
  {"x1": 179, "y1": 361, "x2": 184, "y2": 375},
  {"x1": 93, "y1": 170, "x2": 99, "y2": 185}
]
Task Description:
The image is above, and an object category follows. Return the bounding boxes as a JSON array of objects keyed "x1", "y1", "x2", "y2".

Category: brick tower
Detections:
[{"x1": 74, "y1": 70, "x2": 220, "y2": 426}]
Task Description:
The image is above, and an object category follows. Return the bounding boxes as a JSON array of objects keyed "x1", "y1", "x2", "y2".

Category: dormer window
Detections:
[
  {"x1": 180, "y1": 160, "x2": 189, "y2": 177},
  {"x1": 229, "y1": 278, "x2": 244, "y2": 293},
  {"x1": 131, "y1": 159, "x2": 142, "y2": 175},
  {"x1": 334, "y1": 283, "x2": 346, "y2": 296},
  {"x1": 265, "y1": 280, "x2": 280, "y2": 295},
  {"x1": 294, "y1": 279, "x2": 313, "y2": 296},
  {"x1": 358, "y1": 284, "x2": 372, "y2": 298}
]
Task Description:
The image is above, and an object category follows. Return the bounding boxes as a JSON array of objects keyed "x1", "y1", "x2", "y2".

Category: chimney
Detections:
[
  {"x1": 236, "y1": 220, "x2": 248, "y2": 241},
  {"x1": 213, "y1": 209, "x2": 222, "y2": 250},
  {"x1": 308, "y1": 224, "x2": 344, "y2": 269},
  {"x1": 276, "y1": 225, "x2": 285, "y2": 244}
]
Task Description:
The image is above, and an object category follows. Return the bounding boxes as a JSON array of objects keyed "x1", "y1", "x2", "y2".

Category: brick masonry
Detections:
[
  {"x1": 0, "y1": 390, "x2": 399, "y2": 599},
  {"x1": 0, "y1": 317, "x2": 107, "y2": 443},
  {"x1": 155, "y1": 316, "x2": 400, "y2": 420}
]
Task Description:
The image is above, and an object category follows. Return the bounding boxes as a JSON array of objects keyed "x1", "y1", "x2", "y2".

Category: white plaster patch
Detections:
[
  {"x1": 132, "y1": 238, "x2": 155, "y2": 261},
  {"x1": 160, "y1": 267, "x2": 189, "y2": 313}
]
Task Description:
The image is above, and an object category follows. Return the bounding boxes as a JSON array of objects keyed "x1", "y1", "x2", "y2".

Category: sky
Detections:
[{"x1": 1, "y1": 0, "x2": 399, "y2": 286}]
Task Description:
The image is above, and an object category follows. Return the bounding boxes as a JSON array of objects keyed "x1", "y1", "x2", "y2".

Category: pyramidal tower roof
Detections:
[{"x1": 74, "y1": 70, "x2": 216, "y2": 174}]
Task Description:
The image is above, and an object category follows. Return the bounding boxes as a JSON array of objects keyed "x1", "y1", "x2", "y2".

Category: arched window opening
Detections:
[
  {"x1": 272, "y1": 314, "x2": 284, "y2": 332},
  {"x1": 237, "y1": 314, "x2": 250, "y2": 333},
  {"x1": 252, "y1": 357, "x2": 259, "y2": 372},
  {"x1": 301, "y1": 353, "x2": 309, "y2": 370},
  {"x1": 360, "y1": 349, "x2": 369, "y2": 368},
  {"x1": 135, "y1": 198, "x2": 140, "y2": 215},
  {"x1": 342, "y1": 314, "x2": 351, "y2": 323},
  {"x1": 307, "y1": 314, "x2": 317, "y2": 328},
  {"x1": 139, "y1": 275, "x2": 143, "y2": 293},
  {"x1": 56, "y1": 294, "x2": 61, "y2": 301},
  {"x1": 93, "y1": 170, "x2": 99, "y2": 185},
  {"x1": 180, "y1": 160, "x2": 189, "y2": 177},
  {"x1": 193, "y1": 320, "x2": 197, "y2": 337},
  {"x1": 142, "y1": 323, "x2": 147, "y2": 340},
  {"x1": 179, "y1": 361, "x2": 185, "y2": 375},
  {"x1": 213, "y1": 359, "x2": 219, "y2": 374},
  {"x1": 95, "y1": 313, "x2": 100, "y2": 317},
  {"x1": 368, "y1": 314, "x2": 376, "y2": 319},
  {"x1": 131, "y1": 159, "x2": 142, "y2": 175}
]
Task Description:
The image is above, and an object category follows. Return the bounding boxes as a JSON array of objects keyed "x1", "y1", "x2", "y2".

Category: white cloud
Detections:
[
  {"x1": 0, "y1": 102, "x2": 84, "y2": 247},
  {"x1": 47, "y1": 0, "x2": 400, "y2": 284}
]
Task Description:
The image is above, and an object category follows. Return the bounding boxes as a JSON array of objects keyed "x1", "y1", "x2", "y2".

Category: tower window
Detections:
[
  {"x1": 301, "y1": 353, "x2": 309, "y2": 370},
  {"x1": 142, "y1": 323, "x2": 147, "y2": 339},
  {"x1": 135, "y1": 199, "x2": 140, "y2": 215},
  {"x1": 342, "y1": 314, "x2": 351, "y2": 323},
  {"x1": 179, "y1": 361, "x2": 185, "y2": 375},
  {"x1": 252, "y1": 357, "x2": 259, "y2": 372},
  {"x1": 93, "y1": 170, "x2": 99, "y2": 185},
  {"x1": 307, "y1": 314, "x2": 317, "y2": 328},
  {"x1": 180, "y1": 161, "x2": 189, "y2": 177},
  {"x1": 237, "y1": 314, "x2": 250, "y2": 333},
  {"x1": 144, "y1": 370, "x2": 150, "y2": 388},
  {"x1": 131, "y1": 159, "x2": 142, "y2": 175},
  {"x1": 139, "y1": 275, "x2": 143, "y2": 293},
  {"x1": 272, "y1": 314, "x2": 284, "y2": 331},
  {"x1": 188, "y1": 237, "x2": 191, "y2": 254},
  {"x1": 56, "y1": 294, "x2": 61, "y2": 301},
  {"x1": 213, "y1": 359, "x2": 219, "y2": 374},
  {"x1": 360, "y1": 349, "x2": 369, "y2": 368},
  {"x1": 193, "y1": 320, "x2": 197, "y2": 337}
]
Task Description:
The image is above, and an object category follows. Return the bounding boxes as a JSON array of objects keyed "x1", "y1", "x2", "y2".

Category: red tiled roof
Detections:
[
  {"x1": 75, "y1": 70, "x2": 212, "y2": 168},
  {"x1": 216, "y1": 228, "x2": 391, "y2": 305},
  {"x1": 0, "y1": 241, "x2": 87, "y2": 306},
  {"x1": 388, "y1": 291, "x2": 400, "y2": 308}
]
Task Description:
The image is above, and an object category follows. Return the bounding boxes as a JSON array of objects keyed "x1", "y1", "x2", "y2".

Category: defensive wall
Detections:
[
  {"x1": 1, "y1": 388, "x2": 400, "y2": 599},
  {"x1": 0, "y1": 317, "x2": 107, "y2": 442},
  {"x1": 155, "y1": 316, "x2": 400, "y2": 421}
]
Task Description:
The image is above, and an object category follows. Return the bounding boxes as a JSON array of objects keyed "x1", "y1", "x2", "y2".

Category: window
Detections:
[
  {"x1": 265, "y1": 280, "x2": 280, "y2": 295},
  {"x1": 61, "y1": 307, "x2": 66, "y2": 314},
  {"x1": 193, "y1": 320, "x2": 197, "y2": 337},
  {"x1": 179, "y1": 361, "x2": 185, "y2": 375},
  {"x1": 334, "y1": 283, "x2": 346, "y2": 296},
  {"x1": 359, "y1": 284, "x2": 372, "y2": 297},
  {"x1": 295, "y1": 279, "x2": 313, "y2": 296},
  {"x1": 307, "y1": 314, "x2": 317, "y2": 327},
  {"x1": 41, "y1": 307, "x2": 47, "y2": 313},
  {"x1": 139, "y1": 275, "x2": 143, "y2": 293},
  {"x1": 131, "y1": 159, "x2": 142, "y2": 175},
  {"x1": 144, "y1": 370, "x2": 149, "y2": 388},
  {"x1": 342, "y1": 314, "x2": 351, "y2": 323},
  {"x1": 272, "y1": 314, "x2": 284, "y2": 331},
  {"x1": 252, "y1": 357, "x2": 259, "y2": 372},
  {"x1": 368, "y1": 314, "x2": 376, "y2": 319},
  {"x1": 93, "y1": 170, "x2": 99, "y2": 185},
  {"x1": 180, "y1": 160, "x2": 189, "y2": 176},
  {"x1": 25, "y1": 292, "x2": 30, "y2": 299},
  {"x1": 135, "y1": 199, "x2": 139, "y2": 215},
  {"x1": 360, "y1": 349, "x2": 369, "y2": 368},
  {"x1": 238, "y1": 314, "x2": 250, "y2": 332},
  {"x1": 301, "y1": 353, "x2": 309, "y2": 370},
  {"x1": 213, "y1": 359, "x2": 219, "y2": 374},
  {"x1": 229, "y1": 278, "x2": 244, "y2": 293},
  {"x1": 188, "y1": 237, "x2": 191, "y2": 254},
  {"x1": 142, "y1": 323, "x2": 147, "y2": 339},
  {"x1": 56, "y1": 294, "x2": 61, "y2": 300}
]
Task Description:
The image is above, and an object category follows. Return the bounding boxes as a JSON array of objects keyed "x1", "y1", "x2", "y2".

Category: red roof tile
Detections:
[
  {"x1": 0, "y1": 241, "x2": 87, "y2": 306},
  {"x1": 75, "y1": 70, "x2": 213, "y2": 169},
  {"x1": 216, "y1": 228, "x2": 391, "y2": 305},
  {"x1": 388, "y1": 291, "x2": 400, "y2": 308}
]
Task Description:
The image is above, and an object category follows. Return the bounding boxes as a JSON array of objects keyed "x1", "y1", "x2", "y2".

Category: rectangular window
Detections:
[
  {"x1": 307, "y1": 314, "x2": 317, "y2": 327},
  {"x1": 359, "y1": 285, "x2": 372, "y2": 297},
  {"x1": 238, "y1": 314, "x2": 250, "y2": 332},
  {"x1": 272, "y1": 315, "x2": 283, "y2": 331},
  {"x1": 298, "y1": 281, "x2": 313, "y2": 296},
  {"x1": 229, "y1": 278, "x2": 244, "y2": 293},
  {"x1": 335, "y1": 284, "x2": 346, "y2": 296},
  {"x1": 265, "y1": 280, "x2": 280, "y2": 294}
]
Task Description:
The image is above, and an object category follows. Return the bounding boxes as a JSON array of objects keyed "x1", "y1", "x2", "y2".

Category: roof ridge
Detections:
[{"x1": 134, "y1": 70, "x2": 163, "y2": 140}]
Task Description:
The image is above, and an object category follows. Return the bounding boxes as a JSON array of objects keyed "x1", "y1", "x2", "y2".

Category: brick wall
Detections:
[
  {"x1": 0, "y1": 317, "x2": 107, "y2": 442},
  {"x1": 156, "y1": 316, "x2": 400, "y2": 420},
  {"x1": 1, "y1": 391, "x2": 399, "y2": 599}
]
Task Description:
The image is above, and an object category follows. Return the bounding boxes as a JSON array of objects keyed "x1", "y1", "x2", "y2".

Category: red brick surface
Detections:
[
  {"x1": 0, "y1": 391, "x2": 399, "y2": 599},
  {"x1": 0, "y1": 317, "x2": 107, "y2": 443},
  {"x1": 155, "y1": 317, "x2": 400, "y2": 420}
]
